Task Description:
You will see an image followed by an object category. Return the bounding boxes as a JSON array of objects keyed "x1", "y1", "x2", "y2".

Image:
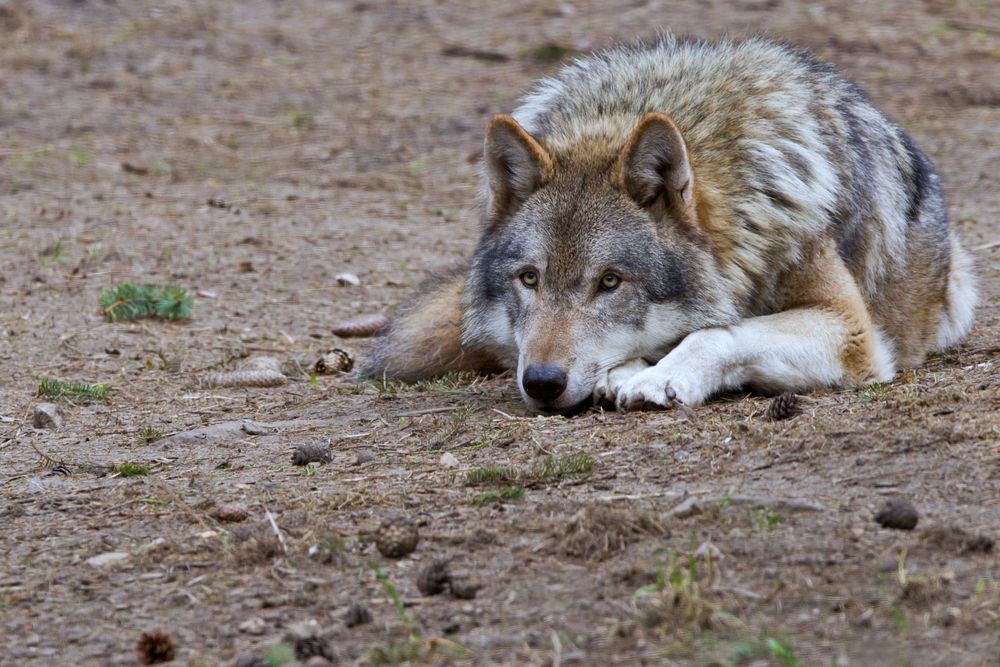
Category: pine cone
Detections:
[
  {"x1": 294, "y1": 635, "x2": 335, "y2": 661},
  {"x1": 211, "y1": 502, "x2": 249, "y2": 523},
  {"x1": 375, "y1": 516, "x2": 419, "y2": 558},
  {"x1": 136, "y1": 631, "x2": 175, "y2": 665},
  {"x1": 447, "y1": 572, "x2": 482, "y2": 600},
  {"x1": 196, "y1": 369, "x2": 287, "y2": 389},
  {"x1": 344, "y1": 603, "x2": 372, "y2": 628},
  {"x1": 315, "y1": 348, "x2": 354, "y2": 374},
  {"x1": 874, "y1": 497, "x2": 919, "y2": 530},
  {"x1": 416, "y1": 558, "x2": 452, "y2": 595},
  {"x1": 332, "y1": 313, "x2": 390, "y2": 338},
  {"x1": 766, "y1": 393, "x2": 803, "y2": 421},
  {"x1": 291, "y1": 443, "x2": 331, "y2": 466}
]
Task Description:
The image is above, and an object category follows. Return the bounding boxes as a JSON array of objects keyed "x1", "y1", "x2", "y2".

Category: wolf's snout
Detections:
[{"x1": 522, "y1": 363, "x2": 568, "y2": 402}]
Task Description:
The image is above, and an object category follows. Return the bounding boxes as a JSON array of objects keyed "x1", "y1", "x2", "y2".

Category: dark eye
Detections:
[
  {"x1": 519, "y1": 270, "x2": 539, "y2": 288},
  {"x1": 599, "y1": 272, "x2": 620, "y2": 291}
]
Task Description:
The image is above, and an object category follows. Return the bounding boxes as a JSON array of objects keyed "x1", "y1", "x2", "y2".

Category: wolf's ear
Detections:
[
  {"x1": 616, "y1": 113, "x2": 696, "y2": 222},
  {"x1": 484, "y1": 115, "x2": 553, "y2": 222}
]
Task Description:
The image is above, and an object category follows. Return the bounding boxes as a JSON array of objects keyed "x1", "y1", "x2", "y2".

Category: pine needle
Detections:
[{"x1": 99, "y1": 283, "x2": 193, "y2": 322}]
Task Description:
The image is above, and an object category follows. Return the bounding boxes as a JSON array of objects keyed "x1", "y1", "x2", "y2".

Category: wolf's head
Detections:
[{"x1": 462, "y1": 113, "x2": 738, "y2": 413}]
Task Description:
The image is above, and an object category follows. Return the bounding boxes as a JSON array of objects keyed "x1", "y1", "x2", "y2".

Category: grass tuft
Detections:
[
  {"x1": 38, "y1": 240, "x2": 64, "y2": 267},
  {"x1": 721, "y1": 635, "x2": 806, "y2": 667},
  {"x1": 263, "y1": 642, "x2": 296, "y2": 666},
  {"x1": 38, "y1": 378, "x2": 108, "y2": 402},
  {"x1": 472, "y1": 486, "x2": 525, "y2": 506},
  {"x1": 137, "y1": 426, "x2": 163, "y2": 444},
  {"x1": 99, "y1": 283, "x2": 193, "y2": 322},
  {"x1": 859, "y1": 382, "x2": 894, "y2": 403},
  {"x1": 634, "y1": 546, "x2": 739, "y2": 633},
  {"x1": 464, "y1": 466, "x2": 517, "y2": 486},
  {"x1": 530, "y1": 452, "x2": 594, "y2": 482},
  {"x1": 113, "y1": 462, "x2": 150, "y2": 477},
  {"x1": 523, "y1": 42, "x2": 573, "y2": 63},
  {"x1": 749, "y1": 506, "x2": 782, "y2": 531},
  {"x1": 465, "y1": 452, "x2": 594, "y2": 488}
]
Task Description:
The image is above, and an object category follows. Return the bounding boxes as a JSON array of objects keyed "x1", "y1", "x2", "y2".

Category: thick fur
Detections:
[{"x1": 359, "y1": 36, "x2": 977, "y2": 413}]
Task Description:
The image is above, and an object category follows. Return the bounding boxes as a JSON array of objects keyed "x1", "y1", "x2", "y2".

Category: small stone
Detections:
[
  {"x1": 439, "y1": 452, "x2": 459, "y2": 468},
  {"x1": 335, "y1": 272, "x2": 361, "y2": 287},
  {"x1": 417, "y1": 558, "x2": 452, "y2": 595},
  {"x1": 354, "y1": 449, "x2": 376, "y2": 465},
  {"x1": 375, "y1": 516, "x2": 419, "y2": 558},
  {"x1": 234, "y1": 657, "x2": 268, "y2": 667},
  {"x1": 211, "y1": 503, "x2": 250, "y2": 523},
  {"x1": 86, "y1": 551, "x2": 130, "y2": 567},
  {"x1": 315, "y1": 348, "x2": 353, "y2": 374},
  {"x1": 135, "y1": 538, "x2": 168, "y2": 556},
  {"x1": 32, "y1": 403, "x2": 62, "y2": 430},
  {"x1": 447, "y1": 572, "x2": 482, "y2": 600},
  {"x1": 238, "y1": 617, "x2": 267, "y2": 635},
  {"x1": 292, "y1": 443, "x2": 331, "y2": 466},
  {"x1": 767, "y1": 393, "x2": 803, "y2": 421},
  {"x1": 669, "y1": 497, "x2": 704, "y2": 519},
  {"x1": 344, "y1": 603, "x2": 372, "y2": 628},
  {"x1": 242, "y1": 356, "x2": 283, "y2": 373},
  {"x1": 874, "y1": 497, "x2": 919, "y2": 530}
]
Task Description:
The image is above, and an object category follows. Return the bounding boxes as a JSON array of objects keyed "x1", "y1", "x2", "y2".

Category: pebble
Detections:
[
  {"x1": 439, "y1": 452, "x2": 459, "y2": 468},
  {"x1": 86, "y1": 551, "x2": 130, "y2": 567},
  {"x1": 242, "y1": 356, "x2": 283, "y2": 373},
  {"x1": 448, "y1": 572, "x2": 482, "y2": 600},
  {"x1": 354, "y1": 449, "x2": 376, "y2": 465},
  {"x1": 32, "y1": 403, "x2": 62, "y2": 430},
  {"x1": 335, "y1": 272, "x2": 361, "y2": 287},
  {"x1": 238, "y1": 617, "x2": 267, "y2": 635}
]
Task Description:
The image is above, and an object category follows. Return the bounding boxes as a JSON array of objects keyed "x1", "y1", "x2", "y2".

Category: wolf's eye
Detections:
[
  {"x1": 519, "y1": 270, "x2": 539, "y2": 288},
  {"x1": 599, "y1": 272, "x2": 621, "y2": 291}
]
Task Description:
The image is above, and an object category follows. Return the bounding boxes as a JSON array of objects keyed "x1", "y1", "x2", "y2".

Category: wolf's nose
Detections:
[{"x1": 522, "y1": 364, "x2": 568, "y2": 402}]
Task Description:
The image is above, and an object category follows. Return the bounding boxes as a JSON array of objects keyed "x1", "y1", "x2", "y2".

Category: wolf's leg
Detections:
[
  {"x1": 610, "y1": 242, "x2": 896, "y2": 409},
  {"x1": 357, "y1": 268, "x2": 502, "y2": 383}
]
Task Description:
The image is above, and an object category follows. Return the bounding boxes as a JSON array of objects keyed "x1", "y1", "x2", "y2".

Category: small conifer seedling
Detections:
[
  {"x1": 99, "y1": 283, "x2": 193, "y2": 322},
  {"x1": 38, "y1": 378, "x2": 109, "y2": 402}
]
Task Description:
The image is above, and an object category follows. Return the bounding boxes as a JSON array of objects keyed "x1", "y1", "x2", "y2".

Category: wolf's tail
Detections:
[
  {"x1": 356, "y1": 265, "x2": 501, "y2": 382},
  {"x1": 935, "y1": 232, "x2": 978, "y2": 352}
]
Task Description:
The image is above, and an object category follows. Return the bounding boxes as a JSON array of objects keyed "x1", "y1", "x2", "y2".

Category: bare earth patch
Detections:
[{"x1": 1, "y1": 1, "x2": 998, "y2": 665}]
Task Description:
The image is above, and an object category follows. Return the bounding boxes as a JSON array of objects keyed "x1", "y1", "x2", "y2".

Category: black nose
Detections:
[{"x1": 522, "y1": 363, "x2": 568, "y2": 402}]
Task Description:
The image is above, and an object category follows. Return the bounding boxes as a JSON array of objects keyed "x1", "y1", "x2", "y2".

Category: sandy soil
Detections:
[{"x1": 1, "y1": 0, "x2": 998, "y2": 665}]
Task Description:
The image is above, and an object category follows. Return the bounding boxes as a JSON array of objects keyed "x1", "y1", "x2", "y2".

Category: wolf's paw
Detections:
[
  {"x1": 613, "y1": 364, "x2": 706, "y2": 411},
  {"x1": 593, "y1": 359, "x2": 649, "y2": 408}
]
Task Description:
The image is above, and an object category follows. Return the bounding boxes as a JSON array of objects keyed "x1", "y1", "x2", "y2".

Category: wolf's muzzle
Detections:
[{"x1": 521, "y1": 363, "x2": 568, "y2": 402}]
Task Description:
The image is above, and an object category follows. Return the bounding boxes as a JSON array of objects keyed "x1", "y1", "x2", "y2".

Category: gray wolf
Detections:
[{"x1": 359, "y1": 36, "x2": 977, "y2": 415}]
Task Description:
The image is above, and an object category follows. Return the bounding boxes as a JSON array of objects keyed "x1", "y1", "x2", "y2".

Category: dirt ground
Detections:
[{"x1": 1, "y1": 0, "x2": 999, "y2": 665}]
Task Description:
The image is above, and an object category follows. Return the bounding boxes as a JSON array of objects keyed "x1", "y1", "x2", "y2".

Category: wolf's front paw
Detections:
[
  {"x1": 614, "y1": 364, "x2": 705, "y2": 411},
  {"x1": 593, "y1": 359, "x2": 650, "y2": 407}
]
